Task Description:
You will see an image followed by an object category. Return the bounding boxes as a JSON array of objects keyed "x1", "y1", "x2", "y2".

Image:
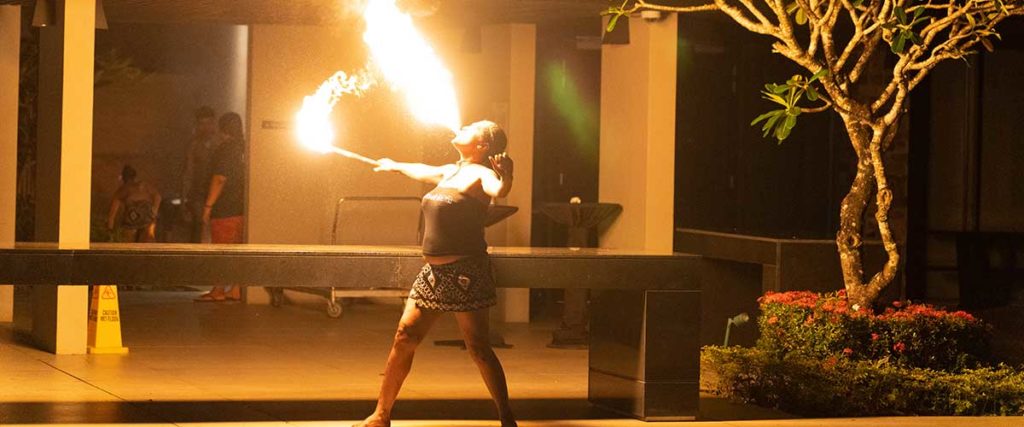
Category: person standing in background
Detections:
[
  {"x1": 107, "y1": 165, "x2": 162, "y2": 243},
  {"x1": 182, "y1": 106, "x2": 221, "y2": 243},
  {"x1": 195, "y1": 112, "x2": 247, "y2": 302}
]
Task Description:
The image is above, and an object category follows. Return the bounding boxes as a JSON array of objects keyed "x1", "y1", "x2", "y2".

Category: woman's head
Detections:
[
  {"x1": 219, "y1": 112, "x2": 244, "y2": 142},
  {"x1": 451, "y1": 120, "x2": 507, "y2": 161},
  {"x1": 121, "y1": 165, "x2": 137, "y2": 183}
]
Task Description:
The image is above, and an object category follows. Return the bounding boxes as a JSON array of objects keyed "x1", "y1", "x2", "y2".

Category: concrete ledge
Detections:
[{"x1": 0, "y1": 244, "x2": 699, "y2": 290}]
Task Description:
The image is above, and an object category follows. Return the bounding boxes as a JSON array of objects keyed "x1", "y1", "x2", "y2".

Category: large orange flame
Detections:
[
  {"x1": 295, "y1": 71, "x2": 373, "y2": 154},
  {"x1": 295, "y1": 0, "x2": 461, "y2": 155},
  {"x1": 363, "y1": 0, "x2": 461, "y2": 132}
]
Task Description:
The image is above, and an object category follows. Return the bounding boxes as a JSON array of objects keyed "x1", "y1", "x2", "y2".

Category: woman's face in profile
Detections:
[{"x1": 451, "y1": 124, "x2": 480, "y2": 146}]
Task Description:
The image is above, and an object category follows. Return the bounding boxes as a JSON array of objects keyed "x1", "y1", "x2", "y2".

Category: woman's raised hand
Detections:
[
  {"x1": 374, "y1": 158, "x2": 399, "y2": 172},
  {"x1": 489, "y1": 153, "x2": 513, "y2": 180}
]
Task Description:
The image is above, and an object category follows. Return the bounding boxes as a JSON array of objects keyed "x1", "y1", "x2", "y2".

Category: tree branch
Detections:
[{"x1": 632, "y1": 1, "x2": 719, "y2": 13}]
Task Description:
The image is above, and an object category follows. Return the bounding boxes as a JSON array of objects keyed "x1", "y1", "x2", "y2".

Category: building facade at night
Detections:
[{"x1": 1, "y1": 0, "x2": 1023, "y2": 424}]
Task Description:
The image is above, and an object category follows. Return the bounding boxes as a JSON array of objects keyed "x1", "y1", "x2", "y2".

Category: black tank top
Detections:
[{"x1": 421, "y1": 186, "x2": 488, "y2": 256}]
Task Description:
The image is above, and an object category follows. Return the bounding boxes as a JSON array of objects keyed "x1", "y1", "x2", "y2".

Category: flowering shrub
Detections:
[
  {"x1": 702, "y1": 346, "x2": 1024, "y2": 416},
  {"x1": 757, "y1": 291, "x2": 991, "y2": 371}
]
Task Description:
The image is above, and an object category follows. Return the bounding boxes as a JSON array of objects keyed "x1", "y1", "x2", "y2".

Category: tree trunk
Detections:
[
  {"x1": 836, "y1": 119, "x2": 874, "y2": 307},
  {"x1": 862, "y1": 124, "x2": 902, "y2": 305},
  {"x1": 836, "y1": 118, "x2": 904, "y2": 308},
  {"x1": 837, "y1": 157, "x2": 875, "y2": 307}
]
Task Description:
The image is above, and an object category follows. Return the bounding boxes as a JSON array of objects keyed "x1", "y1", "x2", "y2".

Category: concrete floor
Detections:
[{"x1": 1, "y1": 290, "x2": 1022, "y2": 427}]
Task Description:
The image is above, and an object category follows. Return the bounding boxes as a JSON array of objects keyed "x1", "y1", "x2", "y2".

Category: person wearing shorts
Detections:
[
  {"x1": 354, "y1": 120, "x2": 516, "y2": 427},
  {"x1": 196, "y1": 112, "x2": 246, "y2": 302}
]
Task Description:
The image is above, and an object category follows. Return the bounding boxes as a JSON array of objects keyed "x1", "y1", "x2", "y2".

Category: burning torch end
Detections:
[{"x1": 329, "y1": 146, "x2": 380, "y2": 167}]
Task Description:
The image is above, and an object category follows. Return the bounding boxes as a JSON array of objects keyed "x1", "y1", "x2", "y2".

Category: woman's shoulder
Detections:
[{"x1": 459, "y1": 162, "x2": 493, "y2": 173}]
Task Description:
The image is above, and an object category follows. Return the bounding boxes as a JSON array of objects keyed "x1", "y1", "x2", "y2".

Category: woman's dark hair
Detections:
[
  {"x1": 121, "y1": 165, "x2": 137, "y2": 183},
  {"x1": 475, "y1": 120, "x2": 507, "y2": 157},
  {"x1": 219, "y1": 112, "x2": 244, "y2": 142}
]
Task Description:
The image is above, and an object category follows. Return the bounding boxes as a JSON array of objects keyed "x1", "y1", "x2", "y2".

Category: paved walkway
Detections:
[{"x1": 1, "y1": 291, "x2": 1021, "y2": 426}]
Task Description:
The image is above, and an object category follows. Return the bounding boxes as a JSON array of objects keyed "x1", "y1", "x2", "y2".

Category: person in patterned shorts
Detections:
[{"x1": 354, "y1": 120, "x2": 516, "y2": 427}]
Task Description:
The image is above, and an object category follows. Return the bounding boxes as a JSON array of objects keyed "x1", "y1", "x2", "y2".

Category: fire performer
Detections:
[{"x1": 355, "y1": 120, "x2": 516, "y2": 427}]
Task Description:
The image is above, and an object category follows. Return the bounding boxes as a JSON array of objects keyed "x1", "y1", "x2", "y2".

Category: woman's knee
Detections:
[
  {"x1": 465, "y1": 340, "x2": 494, "y2": 363},
  {"x1": 393, "y1": 325, "x2": 426, "y2": 350}
]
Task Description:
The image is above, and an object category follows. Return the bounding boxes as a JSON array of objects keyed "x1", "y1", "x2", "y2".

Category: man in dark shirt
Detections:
[
  {"x1": 206, "y1": 138, "x2": 245, "y2": 221},
  {"x1": 195, "y1": 112, "x2": 246, "y2": 302}
]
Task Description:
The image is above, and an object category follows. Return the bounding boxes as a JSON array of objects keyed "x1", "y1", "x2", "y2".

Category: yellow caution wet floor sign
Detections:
[{"x1": 87, "y1": 285, "x2": 129, "y2": 354}]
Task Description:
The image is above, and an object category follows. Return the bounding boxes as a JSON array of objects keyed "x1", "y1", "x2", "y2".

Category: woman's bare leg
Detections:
[
  {"x1": 355, "y1": 298, "x2": 441, "y2": 427},
  {"x1": 454, "y1": 308, "x2": 516, "y2": 427}
]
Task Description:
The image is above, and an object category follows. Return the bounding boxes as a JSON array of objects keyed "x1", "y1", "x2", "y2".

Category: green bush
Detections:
[
  {"x1": 757, "y1": 291, "x2": 991, "y2": 371},
  {"x1": 703, "y1": 346, "x2": 1024, "y2": 416}
]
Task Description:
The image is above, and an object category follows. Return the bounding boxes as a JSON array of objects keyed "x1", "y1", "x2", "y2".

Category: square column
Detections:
[
  {"x1": 591, "y1": 14, "x2": 698, "y2": 420},
  {"x1": 495, "y1": 23, "x2": 536, "y2": 323},
  {"x1": 0, "y1": 5, "x2": 20, "y2": 323},
  {"x1": 32, "y1": 0, "x2": 96, "y2": 354},
  {"x1": 598, "y1": 14, "x2": 677, "y2": 253}
]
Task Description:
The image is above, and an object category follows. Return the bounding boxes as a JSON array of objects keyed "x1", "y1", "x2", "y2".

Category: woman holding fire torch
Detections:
[{"x1": 355, "y1": 120, "x2": 516, "y2": 427}]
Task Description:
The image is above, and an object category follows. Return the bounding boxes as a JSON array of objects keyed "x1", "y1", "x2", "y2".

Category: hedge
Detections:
[
  {"x1": 757, "y1": 291, "x2": 991, "y2": 371},
  {"x1": 703, "y1": 346, "x2": 1024, "y2": 416}
]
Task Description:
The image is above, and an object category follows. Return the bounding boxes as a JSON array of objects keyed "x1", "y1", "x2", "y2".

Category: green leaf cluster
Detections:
[
  {"x1": 603, "y1": 0, "x2": 634, "y2": 32},
  {"x1": 785, "y1": 2, "x2": 808, "y2": 25},
  {"x1": 883, "y1": 6, "x2": 927, "y2": 54},
  {"x1": 750, "y1": 69, "x2": 828, "y2": 143}
]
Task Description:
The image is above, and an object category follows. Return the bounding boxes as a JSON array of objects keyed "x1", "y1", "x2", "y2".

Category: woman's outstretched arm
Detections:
[{"x1": 375, "y1": 159, "x2": 455, "y2": 184}]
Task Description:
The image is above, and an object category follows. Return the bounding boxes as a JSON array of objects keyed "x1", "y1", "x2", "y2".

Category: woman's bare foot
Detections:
[{"x1": 351, "y1": 413, "x2": 390, "y2": 427}]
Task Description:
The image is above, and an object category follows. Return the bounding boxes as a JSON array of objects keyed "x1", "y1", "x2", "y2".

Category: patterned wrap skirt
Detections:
[{"x1": 409, "y1": 255, "x2": 498, "y2": 312}]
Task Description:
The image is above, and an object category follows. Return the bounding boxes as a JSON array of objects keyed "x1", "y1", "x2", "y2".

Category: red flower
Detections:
[
  {"x1": 893, "y1": 342, "x2": 906, "y2": 353},
  {"x1": 767, "y1": 316, "x2": 779, "y2": 324},
  {"x1": 804, "y1": 315, "x2": 816, "y2": 325},
  {"x1": 950, "y1": 311, "x2": 976, "y2": 321},
  {"x1": 871, "y1": 333, "x2": 880, "y2": 341},
  {"x1": 837, "y1": 289, "x2": 847, "y2": 298},
  {"x1": 843, "y1": 347, "x2": 853, "y2": 356},
  {"x1": 760, "y1": 291, "x2": 820, "y2": 308},
  {"x1": 892, "y1": 300, "x2": 903, "y2": 308}
]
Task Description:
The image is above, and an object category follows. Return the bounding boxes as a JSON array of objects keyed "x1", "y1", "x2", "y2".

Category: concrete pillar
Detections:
[
  {"x1": 0, "y1": 5, "x2": 19, "y2": 323},
  {"x1": 591, "y1": 17, "x2": 689, "y2": 419},
  {"x1": 32, "y1": 0, "x2": 96, "y2": 354},
  {"x1": 598, "y1": 14, "x2": 677, "y2": 253},
  {"x1": 495, "y1": 23, "x2": 535, "y2": 323}
]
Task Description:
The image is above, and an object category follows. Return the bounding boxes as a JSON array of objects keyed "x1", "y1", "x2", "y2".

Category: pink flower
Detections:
[
  {"x1": 843, "y1": 347, "x2": 853, "y2": 356},
  {"x1": 892, "y1": 300, "x2": 903, "y2": 308},
  {"x1": 893, "y1": 342, "x2": 906, "y2": 353},
  {"x1": 871, "y1": 333, "x2": 880, "y2": 341}
]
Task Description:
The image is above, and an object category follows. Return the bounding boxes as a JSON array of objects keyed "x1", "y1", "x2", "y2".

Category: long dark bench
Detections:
[{"x1": 0, "y1": 243, "x2": 702, "y2": 421}]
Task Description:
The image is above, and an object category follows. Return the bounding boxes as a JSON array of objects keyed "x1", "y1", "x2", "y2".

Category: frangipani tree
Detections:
[{"x1": 606, "y1": 0, "x2": 1023, "y2": 307}]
